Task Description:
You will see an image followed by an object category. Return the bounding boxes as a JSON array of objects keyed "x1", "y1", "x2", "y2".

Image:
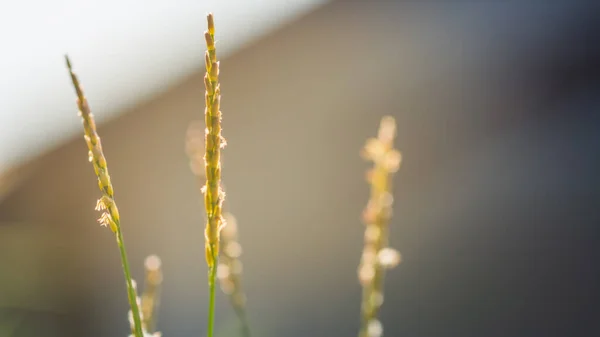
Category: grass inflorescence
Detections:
[
  {"x1": 201, "y1": 12, "x2": 227, "y2": 337},
  {"x1": 187, "y1": 121, "x2": 251, "y2": 337},
  {"x1": 357, "y1": 116, "x2": 402, "y2": 337},
  {"x1": 65, "y1": 56, "x2": 145, "y2": 337}
]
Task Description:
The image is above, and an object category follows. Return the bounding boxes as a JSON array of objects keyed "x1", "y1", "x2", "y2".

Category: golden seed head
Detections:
[
  {"x1": 359, "y1": 116, "x2": 402, "y2": 337},
  {"x1": 204, "y1": 70, "x2": 213, "y2": 91},
  {"x1": 205, "y1": 31, "x2": 215, "y2": 50},
  {"x1": 66, "y1": 57, "x2": 122, "y2": 233},
  {"x1": 209, "y1": 62, "x2": 219, "y2": 81},
  {"x1": 207, "y1": 13, "x2": 215, "y2": 35}
]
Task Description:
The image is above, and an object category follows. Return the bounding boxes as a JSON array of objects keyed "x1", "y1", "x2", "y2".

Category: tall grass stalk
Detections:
[
  {"x1": 357, "y1": 116, "x2": 402, "y2": 337},
  {"x1": 202, "y1": 13, "x2": 227, "y2": 337},
  {"x1": 65, "y1": 56, "x2": 145, "y2": 337},
  {"x1": 187, "y1": 122, "x2": 251, "y2": 337}
]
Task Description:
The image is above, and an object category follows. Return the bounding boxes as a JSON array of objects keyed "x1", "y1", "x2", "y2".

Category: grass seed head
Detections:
[
  {"x1": 357, "y1": 116, "x2": 402, "y2": 337},
  {"x1": 202, "y1": 13, "x2": 226, "y2": 269}
]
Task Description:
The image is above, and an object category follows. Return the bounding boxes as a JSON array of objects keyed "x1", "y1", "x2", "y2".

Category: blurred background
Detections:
[{"x1": 1, "y1": 1, "x2": 600, "y2": 336}]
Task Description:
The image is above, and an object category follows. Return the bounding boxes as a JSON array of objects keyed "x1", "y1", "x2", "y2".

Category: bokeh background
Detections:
[{"x1": 1, "y1": 1, "x2": 600, "y2": 337}]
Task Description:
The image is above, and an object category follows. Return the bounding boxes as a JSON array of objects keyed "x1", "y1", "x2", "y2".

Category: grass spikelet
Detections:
[
  {"x1": 357, "y1": 116, "x2": 402, "y2": 337},
  {"x1": 202, "y1": 12, "x2": 226, "y2": 337},
  {"x1": 65, "y1": 55, "x2": 145, "y2": 337},
  {"x1": 218, "y1": 212, "x2": 251, "y2": 337}
]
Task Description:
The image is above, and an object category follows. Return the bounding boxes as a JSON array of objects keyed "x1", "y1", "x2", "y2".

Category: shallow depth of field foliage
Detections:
[{"x1": 62, "y1": 13, "x2": 403, "y2": 337}]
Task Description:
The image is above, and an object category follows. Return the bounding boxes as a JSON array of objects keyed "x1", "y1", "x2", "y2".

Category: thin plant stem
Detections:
[
  {"x1": 116, "y1": 228, "x2": 144, "y2": 337},
  {"x1": 65, "y1": 55, "x2": 144, "y2": 337},
  {"x1": 208, "y1": 263, "x2": 217, "y2": 337}
]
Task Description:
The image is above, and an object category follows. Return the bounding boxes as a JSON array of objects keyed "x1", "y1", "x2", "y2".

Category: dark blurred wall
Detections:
[{"x1": 1, "y1": 1, "x2": 599, "y2": 337}]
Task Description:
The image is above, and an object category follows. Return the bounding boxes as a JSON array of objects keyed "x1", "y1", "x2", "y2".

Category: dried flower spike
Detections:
[
  {"x1": 358, "y1": 116, "x2": 402, "y2": 337},
  {"x1": 65, "y1": 55, "x2": 144, "y2": 337}
]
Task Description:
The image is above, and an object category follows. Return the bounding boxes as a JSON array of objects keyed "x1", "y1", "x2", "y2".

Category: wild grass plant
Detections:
[
  {"x1": 200, "y1": 13, "x2": 227, "y2": 337},
  {"x1": 65, "y1": 55, "x2": 146, "y2": 337},
  {"x1": 186, "y1": 121, "x2": 251, "y2": 337},
  {"x1": 64, "y1": 13, "x2": 401, "y2": 337}
]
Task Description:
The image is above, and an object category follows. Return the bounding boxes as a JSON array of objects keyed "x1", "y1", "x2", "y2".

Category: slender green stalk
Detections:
[
  {"x1": 357, "y1": 116, "x2": 402, "y2": 337},
  {"x1": 65, "y1": 56, "x2": 144, "y2": 337},
  {"x1": 116, "y1": 230, "x2": 144, "y2": 337},
  {"x1": 202, "y1": 13, "x2": 226, "y2": 337},
  {"x1": 208, "y1": 264, "x2": 218, "y2": 337}
]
